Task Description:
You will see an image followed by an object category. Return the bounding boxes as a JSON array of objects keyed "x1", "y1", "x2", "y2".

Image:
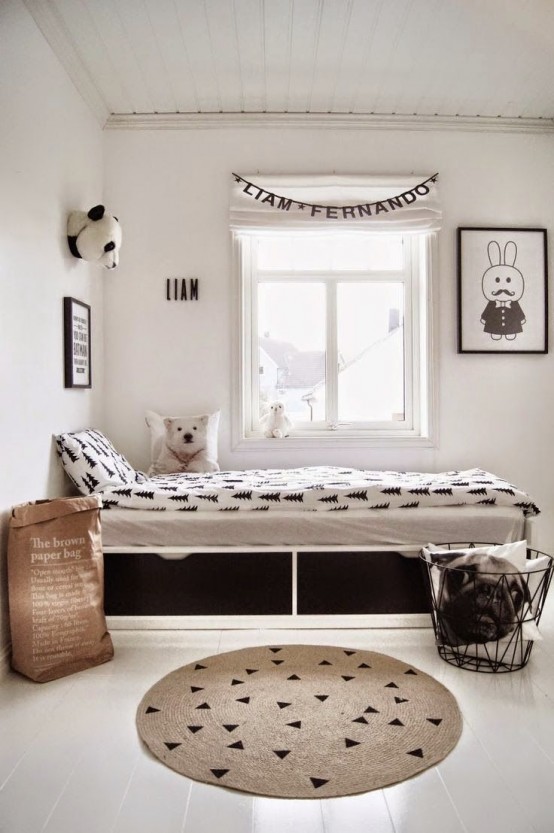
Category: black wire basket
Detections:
[{"x1": 420, "y1": 543, "x2": 553, "y2": 673}]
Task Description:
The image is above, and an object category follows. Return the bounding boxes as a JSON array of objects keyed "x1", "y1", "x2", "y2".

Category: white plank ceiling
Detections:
[{"x1": 23, "y1": 0, "x2": 554, "y2": 128}]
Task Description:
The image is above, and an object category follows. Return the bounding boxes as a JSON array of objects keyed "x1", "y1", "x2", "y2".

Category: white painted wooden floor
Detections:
[{"x1": 2, "y1": 599, "x2": 554, "y2": 833}]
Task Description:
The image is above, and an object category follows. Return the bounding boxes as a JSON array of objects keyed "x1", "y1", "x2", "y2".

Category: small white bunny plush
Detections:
[{"x1": 260, "y1": 401, "x2": 293, "y2": 438}]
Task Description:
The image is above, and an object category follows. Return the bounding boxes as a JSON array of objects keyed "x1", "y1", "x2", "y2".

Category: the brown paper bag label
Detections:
[
  {"x1": 8, "y1": 497, "x2": 113, "y2": 682},
  {"x1": 29, "y1": 532, "x2": 99, "y2": 668}
]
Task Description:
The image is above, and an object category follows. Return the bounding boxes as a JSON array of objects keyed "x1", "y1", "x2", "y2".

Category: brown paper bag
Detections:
[{"x1": 8, "y1": 495, "x2": 114, "y2": 682}]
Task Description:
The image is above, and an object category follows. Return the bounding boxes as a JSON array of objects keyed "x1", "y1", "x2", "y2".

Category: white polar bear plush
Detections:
[
  {"x1": 260, "y1": 401, "x2": 293, "y2": 438},
  {"x1": 67, "y1": 204, "x2": 122, "y2": 269},
  {"x1": 147, "y1": 412, "x2": 220, "y2": 475}
]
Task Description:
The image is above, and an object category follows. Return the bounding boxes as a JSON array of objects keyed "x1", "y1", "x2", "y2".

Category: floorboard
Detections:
[{"x1": 0, "y1": 595, "x2": 553, "y2": 833}]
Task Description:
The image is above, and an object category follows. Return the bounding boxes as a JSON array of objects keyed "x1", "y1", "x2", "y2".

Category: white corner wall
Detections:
[
  {"x1": 0, "y1": 0, "x2": 104, "y2": 651},
  {"x1": 103, "y1": 125, "x2": 554, "y2": 551}
]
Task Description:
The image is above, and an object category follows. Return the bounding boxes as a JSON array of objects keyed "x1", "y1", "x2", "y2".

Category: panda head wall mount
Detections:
[{"x1": 67, "y1": 205, "x2": 122, "y2": 269}]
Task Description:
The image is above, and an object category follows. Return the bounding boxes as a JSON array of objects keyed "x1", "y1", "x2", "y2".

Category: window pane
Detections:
[
  {"x1": 330, "y1": 235, "x2": 404, "y2": 271},
  {"x1": 257, "y1": 235, "x2": 332, "y2": 271},
  {"x1": 257, "y1": 233, "x2": 404, "y2": 272},
  {"x1": 291, "y1": 236, "x2": 331, "y2": 271},
  {"x1": 337, "y1": 283, "x2": 405, "y2": 422},
  {"x1": 257, "y1": 237, "x2": 293, "y2": 270},
  {"x1": 258, "y1": 283, "x2": 326, "y2": 424}
]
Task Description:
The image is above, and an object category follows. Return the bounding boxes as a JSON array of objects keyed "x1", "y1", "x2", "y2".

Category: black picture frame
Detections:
[
  {"x1": 457, "y1": 227, "x2": 548, "y2": 354},
  {"x1": 63, "y1": 297, "x2": 91, "y2": 388}
]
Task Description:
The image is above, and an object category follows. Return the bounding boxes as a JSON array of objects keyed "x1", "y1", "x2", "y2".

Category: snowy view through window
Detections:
[{"x1": 256, "y1": 234, "x2": 406, "y2": 427}]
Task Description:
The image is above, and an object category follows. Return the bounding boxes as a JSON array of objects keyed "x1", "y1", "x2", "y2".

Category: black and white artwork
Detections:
[
  {"x1": 457, "y1": 227, "x2": 548, "y2": 353},
  {"x1": 63, "y1": 297, "x2": 91, "y2": 387}
]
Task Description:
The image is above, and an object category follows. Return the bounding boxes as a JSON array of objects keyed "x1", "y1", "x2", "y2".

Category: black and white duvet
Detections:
[{"x1": 100, "y1": 467, "x2": 539, "y2": 517}]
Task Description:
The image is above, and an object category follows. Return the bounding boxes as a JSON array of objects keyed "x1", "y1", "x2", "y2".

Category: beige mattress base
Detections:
[{"x1": 101, "y1": 506, "x2": 525, "y2": 552}]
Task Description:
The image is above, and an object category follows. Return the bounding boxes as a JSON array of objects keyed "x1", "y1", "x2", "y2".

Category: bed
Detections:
[{"x1": 55, "y1": 430, "x2": 539, "y2": 630}]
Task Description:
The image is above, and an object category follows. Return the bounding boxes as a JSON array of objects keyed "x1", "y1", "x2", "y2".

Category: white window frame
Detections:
[{"x1": 232, "y1": 231, "x2": 437, "y2": 449}]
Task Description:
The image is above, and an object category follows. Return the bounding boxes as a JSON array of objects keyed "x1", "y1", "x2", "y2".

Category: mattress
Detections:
[
  {"x1": 101, "y1": 504, "x2": 526, "y2": 550},
  {"x1": 100, "y1": 466, "x2": 539, "y2": 516}
]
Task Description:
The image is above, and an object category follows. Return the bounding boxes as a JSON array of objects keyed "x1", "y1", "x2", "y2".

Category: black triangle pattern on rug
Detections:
[
  {"x1": 137, "y1": 645, "x2": 462, "y2": 799},
  {"x1": 310, "y1": 777, "x2": 329, "y2": 789}
]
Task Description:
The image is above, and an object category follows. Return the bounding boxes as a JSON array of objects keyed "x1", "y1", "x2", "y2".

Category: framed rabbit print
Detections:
[{"x1": 457, "y1": 227, "x2": 548, "y2": 353}]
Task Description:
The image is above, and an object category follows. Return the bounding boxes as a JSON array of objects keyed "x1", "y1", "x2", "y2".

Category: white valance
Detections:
[{"x1": 230, "y1": 173, "x2": 441, "y2": 233}]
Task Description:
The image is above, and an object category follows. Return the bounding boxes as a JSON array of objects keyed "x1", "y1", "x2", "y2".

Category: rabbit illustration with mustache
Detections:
[{"x1": 480, "y1": 240, "x2": 526, "y2": 340}]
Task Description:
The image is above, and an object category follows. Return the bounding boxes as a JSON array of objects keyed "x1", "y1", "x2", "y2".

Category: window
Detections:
[{"x1": 235, "y1": 230, "x2": 435, "y2": 446}]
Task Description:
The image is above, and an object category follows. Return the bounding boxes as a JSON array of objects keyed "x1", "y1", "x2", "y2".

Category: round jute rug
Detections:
[{"x1": 136, "y1": 644, "x2": 462, "y2": 798}]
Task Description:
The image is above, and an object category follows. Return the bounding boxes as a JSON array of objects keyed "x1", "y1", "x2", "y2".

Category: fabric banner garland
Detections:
[{"x1": 230, "y1": 172, "x2": 441, "y2": 233}]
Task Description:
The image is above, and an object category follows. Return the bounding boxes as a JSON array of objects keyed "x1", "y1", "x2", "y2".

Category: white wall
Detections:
[
  {"x1": 0, "y1": 0, "x2": 104, "y2": 650},
  {"x1": 104, "y1": 125, "x2": 554, "y2": 551}
]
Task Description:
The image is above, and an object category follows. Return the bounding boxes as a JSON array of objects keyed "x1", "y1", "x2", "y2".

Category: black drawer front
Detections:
[
  {"x1": 297, "y1": 551, "x2": 430, "y2": 615},
  {"x1": 104, "y1": 551, "x2": 292, "y2": 615}
]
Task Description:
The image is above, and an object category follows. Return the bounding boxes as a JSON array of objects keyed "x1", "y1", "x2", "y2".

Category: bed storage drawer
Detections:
[
  {"x1": 104, "y1": 551, "x2": 292, "y2": 615},
  {"x1": 297, "y1": 551, "x2": 430, "y2": 615}
]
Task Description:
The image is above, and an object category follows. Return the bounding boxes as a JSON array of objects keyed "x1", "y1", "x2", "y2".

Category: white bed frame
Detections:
[
  {"x1": 104, "y1": 519, "x2": 535, "y2": 631},
  {"x1": 104, "y1": 542, "x2": 451, "y2": 632}
]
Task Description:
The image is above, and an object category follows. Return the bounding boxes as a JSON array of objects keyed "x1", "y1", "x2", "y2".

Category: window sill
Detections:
[{"x1": 233, "y1": 432, "x2": 437, "y2": 451}]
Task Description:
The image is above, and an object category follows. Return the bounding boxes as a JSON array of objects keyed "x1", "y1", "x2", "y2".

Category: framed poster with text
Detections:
[{"x1": 64, "y1": 297, "x2": 91, "y2": 388}]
